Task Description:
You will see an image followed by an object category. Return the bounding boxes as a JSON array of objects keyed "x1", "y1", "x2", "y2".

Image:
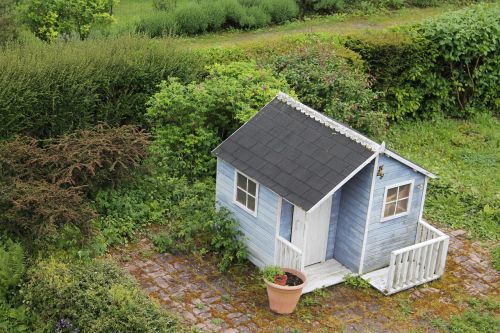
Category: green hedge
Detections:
[
  {"x1": 0, "y1": 36, "x2": 202, "y2": 138},
  {"x1": 136, "y1": 0, "x2": 298, "y2": 37},
  {"x1": 22, "y1": 258, "x2": 179, "y2": 333},
  {"x1": 344, "y1": 31, "x2": 430, "y2": 120},
  {"x1": 345, "y1": 4, "x2": 499, "y2": 120}
]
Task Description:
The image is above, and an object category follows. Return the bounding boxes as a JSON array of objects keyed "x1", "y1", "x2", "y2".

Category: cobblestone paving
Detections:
[{"x1": 114, "y1": 229, "x2": 499, "y2": 333}]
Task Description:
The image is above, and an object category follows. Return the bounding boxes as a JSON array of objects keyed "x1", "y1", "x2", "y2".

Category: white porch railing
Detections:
[
  {"x1": 276, "y1": 236, "x2": 303, "y2": 271},
  {"x1": 385, "y1": 219, "x2": 449, "y2": 294}
]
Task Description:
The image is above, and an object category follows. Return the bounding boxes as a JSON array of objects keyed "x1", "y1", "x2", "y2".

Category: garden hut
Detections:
[{"x1": 212, "y1": 93, "x2": 449, "y2": 294}]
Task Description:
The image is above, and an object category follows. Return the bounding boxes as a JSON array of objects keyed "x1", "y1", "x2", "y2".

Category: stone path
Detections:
[{"x1": 114, "y1": 228, "x2": 499, "y2": 332}]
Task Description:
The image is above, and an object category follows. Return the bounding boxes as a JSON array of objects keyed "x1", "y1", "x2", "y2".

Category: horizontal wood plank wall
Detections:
[
  {"x1": 216, "y1": 158, "x2": 279, "y2": 267},
  {"x1": 362, "y1": 154, "x2": 426, "y2": 273},
  {"x1": 333, "y1": 161, "x2": 374, "y2": 272},
  {"x1": 326, "y1": 190, "x2": 342, "y2": 260}
]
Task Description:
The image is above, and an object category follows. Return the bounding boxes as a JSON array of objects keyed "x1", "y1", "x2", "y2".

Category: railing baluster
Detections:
[
  {"x1": 401, "y1": 251, "x2": 410, "y2": 288},
  {"x1": 386, "y1": 253, "x2": 396, "y2": 293}
]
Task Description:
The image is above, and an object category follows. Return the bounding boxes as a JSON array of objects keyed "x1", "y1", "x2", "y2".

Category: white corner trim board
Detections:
[{"x1": 277, "y1": 92, "x2": 380, "y2": 152}]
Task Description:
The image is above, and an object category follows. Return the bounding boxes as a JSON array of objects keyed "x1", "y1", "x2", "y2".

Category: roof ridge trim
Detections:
[{"x1": 277, "y1": 92, "x2": 380, "y2": 151}]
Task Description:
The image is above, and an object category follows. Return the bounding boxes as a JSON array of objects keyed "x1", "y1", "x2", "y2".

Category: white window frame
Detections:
[
  {"x1": 233, "y1": 170, "x2": 259, "y2": 216},
  {"x1": 381, "y1": 179, "x2": 414, "y2": 222}
]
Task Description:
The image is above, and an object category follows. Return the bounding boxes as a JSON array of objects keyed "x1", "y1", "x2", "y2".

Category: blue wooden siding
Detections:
[
  {"x1": 215, "y1": 158, "x2": 279, "y2": 267},
  {"x1": 326, "y1": 190, "x2": 342, "y2": 260},
  {"x1": 279, "y1": 199, "x2": 293, "y2": 242},
  {"x1": 362, "y1": 154, "x2": 426, "y2": 273},
  {"x1": 333, "y1": 161, "x2": 375, "y2": 272}
]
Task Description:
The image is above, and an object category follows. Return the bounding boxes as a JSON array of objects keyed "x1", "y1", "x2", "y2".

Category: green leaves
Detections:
[
  {"x1": 146, "y1": 61, "x2": 290, "y2": 179},
  {"x1": 22, "y1": 0, "x2": 116, "y2": 42}
]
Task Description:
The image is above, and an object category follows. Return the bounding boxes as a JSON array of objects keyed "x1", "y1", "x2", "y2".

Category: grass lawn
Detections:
[{"x1": 380, "y1": 113, "x2": 499, "y2": 244}]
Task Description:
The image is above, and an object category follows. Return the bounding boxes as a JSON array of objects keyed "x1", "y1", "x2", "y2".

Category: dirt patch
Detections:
[{"x1": 113, "y1": 229, "x2": 499, "y2": 332}]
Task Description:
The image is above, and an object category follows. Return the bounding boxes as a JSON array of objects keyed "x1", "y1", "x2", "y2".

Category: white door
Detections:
[{"x1": 304, "y1": 196, "x2": 332, "y2": 266}]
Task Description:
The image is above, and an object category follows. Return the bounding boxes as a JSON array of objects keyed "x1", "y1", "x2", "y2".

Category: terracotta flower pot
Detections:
[{"x1": 264, "y1": 268, "x2": 307, "y2": 314}]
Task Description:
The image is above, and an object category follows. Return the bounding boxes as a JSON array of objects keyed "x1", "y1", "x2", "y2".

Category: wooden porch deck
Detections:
[
  {"x1": 362, "y1": 267, "x2": 389, "y2": 293},
  {"x1": 302, "y1": 259, "x2": 351, "y2": 294}
]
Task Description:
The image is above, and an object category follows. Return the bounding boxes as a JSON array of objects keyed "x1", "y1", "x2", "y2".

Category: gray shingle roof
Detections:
[{"x1": 212, "y1": 94, "x2": 376, "y2": 211}]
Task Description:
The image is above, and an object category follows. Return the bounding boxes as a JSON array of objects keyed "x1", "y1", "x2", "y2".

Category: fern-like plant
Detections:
[{"x1": 0, "y1": 240, "x2": 25, "y2": 300}]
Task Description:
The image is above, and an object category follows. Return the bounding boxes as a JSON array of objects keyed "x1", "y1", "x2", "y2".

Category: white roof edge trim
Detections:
[
  {"x1": 277, "y1": 92, "x2": 380, "y2": 152},
  {"x1": 382, "y1": 149, "x2": 437, "y2": 179}
]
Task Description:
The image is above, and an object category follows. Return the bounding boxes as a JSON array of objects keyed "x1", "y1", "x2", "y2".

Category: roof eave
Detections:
[{"x1": 382, "y1": 148, "x2": 437, "y2": 179}]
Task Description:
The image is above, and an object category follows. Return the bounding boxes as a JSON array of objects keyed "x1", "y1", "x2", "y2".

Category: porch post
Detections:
[{"x1": 359, "y1": 149, "x2": 381, "y2": 275}]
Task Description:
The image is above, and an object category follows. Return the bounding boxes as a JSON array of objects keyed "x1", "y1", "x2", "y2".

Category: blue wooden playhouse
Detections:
[{"x1": 213, "y1": 93, "x2": 449, "y2": 295}]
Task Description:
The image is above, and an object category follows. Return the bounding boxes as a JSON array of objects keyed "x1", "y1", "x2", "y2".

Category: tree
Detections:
[
  {"x1": 0, "y1": 0, "x2": 18, "y2": 44},
  {"x1": 22, "y1": 0, "x2": 116, "y2": 42}
]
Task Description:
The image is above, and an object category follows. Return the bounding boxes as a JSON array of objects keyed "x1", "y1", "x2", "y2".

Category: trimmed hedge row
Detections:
[
  {"x1": 0, "y1": 36, "x2": 202, "y2": 138},
  {"x1": 22, "y1": 258, "x2": 179, "y2": 333},
  {"x1": 345, "y1": 4, "x2": 499, "y2": 120},
  {"x1": 136, "y1": 0, "x2": 299, "y2": 37}
]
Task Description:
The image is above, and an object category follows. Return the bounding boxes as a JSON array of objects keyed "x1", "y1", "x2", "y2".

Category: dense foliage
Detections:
[
  {"x1": 268, "y1": 41, "x2": 385, "y2": 135},
  {"x1": 0, "y1": 36, "x2": 201, "y2": 138},
  {"x1": 346, "y1": 4, "x2": 499, "y2": 120},
  {"x1": 415, "y1": 4, "x2": 500, "y2": 115},
  {"x1": 21, "y1": 0, "x2": 116, "y2": 42},
  {"x1": 0, "y1": 125, "x2": 149, "y2": 246},
  {"x1": 97, "y1": 175, "x2": 247, "y2": 270},
  {"x1": 0, "y1": 0, "x2": 18, "y2": 45},
  {"x1": 147, "y1": 61, "x2": 290, "y2": 179},
  {"x1": 22, "y1": 258, "x2": 179, "y2": 332},
  {"x1": 137, "y1": 0, "x2": 299, "y2": 37},
  {"x1": 0, "y1": 239, "x2": 44, "y2": 333}
]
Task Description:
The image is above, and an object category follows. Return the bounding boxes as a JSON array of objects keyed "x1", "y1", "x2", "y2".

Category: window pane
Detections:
[
  {"x1": 236, "y1": 189, "x2": 246, "y2": 205},
  {"x1": 386, "y1": 187, "x2": 398, "y2": 202},
  {"x1": 247, "y1": 196, "x2": 256, "y2": 211},
  {"x1": 384, "y1": 202, "x2": 396, "y2": 217},
  {"x1": 396, "y1": 198, "x2": 409, "y2": 214},
  {"x1": 237, "y1": 173, "x2": 247, "y2": 190},
  {"x1": 399, "y1": 184, "x2": 411, "y2": 199},
  {"x1": 247, "y1": 180, "x2": 257, "y2": 196}
]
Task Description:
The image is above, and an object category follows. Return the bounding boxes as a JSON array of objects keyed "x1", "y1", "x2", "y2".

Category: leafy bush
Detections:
[
  {"x1": 152, "y1": 232, "x2": 175, "y2": 253},
  {"x1": 262, "y1": 0, "x2": 299, "y2": 24},
  {"x1": 345, "y1": 4, "x2": 500, "y2": 120},
  {"x1": 22, "y1": 258, "x2": 179, "y2": 333},
  {"x1": 203, "y1": 1, "x2": 228, "y2": 30},
  {"x1": 344, "y1": 31, "x2": 430, "y2": 120},
  {"x1": 0, "y1": 125, "x2": 149, "y2": 192},
  {"x1": 239, "y1": 6, "x2": 272, "y2": 28},
  {"x1": 147, "y1": 61, "x2": 290, "y2": 179},
  {"x1": 21, "y1": 0, "x2": 115, "y2": 42},
  {"x1": 135, "y1": 12, "x2": 178, "y2": 37},
  {"x1": 174, "y1": 2, "x2": 210, "y2": 35},
  {"x1": 268, "y1": 41, "x2": 385, "y2": 135},
  {"x1": 96, "y1": 175, "x2": 247, "y2": 271},
  {"x1": 0, "y1": 125, "x2": 149, "y2": 245},
  {"x1": 414, "y1": 4, "x2": 500, "y2": 116},
  {"x1": 0, "y1": 36, "x2": 202, "y2": 138},
  {"x1": 0, "y1": 0, "x2": 18, "y2": 45},
  {"x1": 0, "y1": 180, "x2": 96, "y2": 246}
]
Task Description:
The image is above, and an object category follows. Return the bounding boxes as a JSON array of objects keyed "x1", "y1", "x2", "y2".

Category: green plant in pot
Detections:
[{"x1": 262, "y1": 266, "x2": 307, "y2": 314}]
